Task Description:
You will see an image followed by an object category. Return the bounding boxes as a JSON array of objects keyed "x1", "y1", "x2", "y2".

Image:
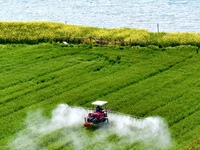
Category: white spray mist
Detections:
[{"x1": 7, "y1": 104, "x2": 172, "y2": 150}]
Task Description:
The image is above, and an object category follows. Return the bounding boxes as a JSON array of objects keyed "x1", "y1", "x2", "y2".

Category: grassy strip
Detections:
[{"x1": 0, "y1": 22, "x2": 200, "y2": 47}]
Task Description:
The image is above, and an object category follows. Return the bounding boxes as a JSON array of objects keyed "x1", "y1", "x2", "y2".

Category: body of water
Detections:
[{"x1": 1, "y1": 0, "x2": 200, "y2": 32}]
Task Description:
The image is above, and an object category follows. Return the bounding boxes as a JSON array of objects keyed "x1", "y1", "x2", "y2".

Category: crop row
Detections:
[
  {"x1": 0, "y1": 22, "x2": 200, "y2": 48},
  {"x1": 1, "y1": 44, "x2": 131, "y2": 142},
  {"x1": 0, "y1": 44, "x2": 199, "y2": 150}
]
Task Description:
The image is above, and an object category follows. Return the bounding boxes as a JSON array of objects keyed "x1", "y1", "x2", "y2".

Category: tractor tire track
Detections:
[
  {"x1": 0, "y1": 58, "x2": 129, "y2": 118},
  {"x1": 99, "y1": 54, "x2": 195, "y2": 101}
]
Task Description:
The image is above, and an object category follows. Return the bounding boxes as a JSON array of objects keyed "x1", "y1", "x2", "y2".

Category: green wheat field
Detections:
[{"x1": 0, "y1": 22, "x2": 200, "y2": 150}]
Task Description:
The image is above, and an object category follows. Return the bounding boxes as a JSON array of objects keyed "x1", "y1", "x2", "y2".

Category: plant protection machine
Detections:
[{"x1": 84, "y1": 100, "x2": 109, "y2": 127}]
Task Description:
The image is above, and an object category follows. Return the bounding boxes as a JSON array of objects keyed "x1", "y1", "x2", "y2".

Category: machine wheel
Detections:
[{"x1": 92, "y1": 118, "x2": 97, "y2": 124}]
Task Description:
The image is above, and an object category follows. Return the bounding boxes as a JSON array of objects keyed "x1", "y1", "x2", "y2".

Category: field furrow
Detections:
[{"x1": 1, "y1": 44, "x2": 199, "y2": 150}]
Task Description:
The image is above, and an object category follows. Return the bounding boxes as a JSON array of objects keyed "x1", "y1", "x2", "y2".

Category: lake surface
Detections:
[{"x1": 1, "y1": 0, "x2": 200, "y2": 33}]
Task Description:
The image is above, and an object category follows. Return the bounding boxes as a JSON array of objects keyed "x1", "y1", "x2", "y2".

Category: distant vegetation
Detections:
[
  {"x1": 0, "y1": 21, "x2": 200, "y2": 47},
  {"x1": 0, "y1": 43, "x2": 199, "y2": 150}
]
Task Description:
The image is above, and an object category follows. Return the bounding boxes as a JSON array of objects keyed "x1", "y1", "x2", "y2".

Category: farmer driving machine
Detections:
[{"x1": 84, "y1": 100, "x2": 109, "y2": 128}]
